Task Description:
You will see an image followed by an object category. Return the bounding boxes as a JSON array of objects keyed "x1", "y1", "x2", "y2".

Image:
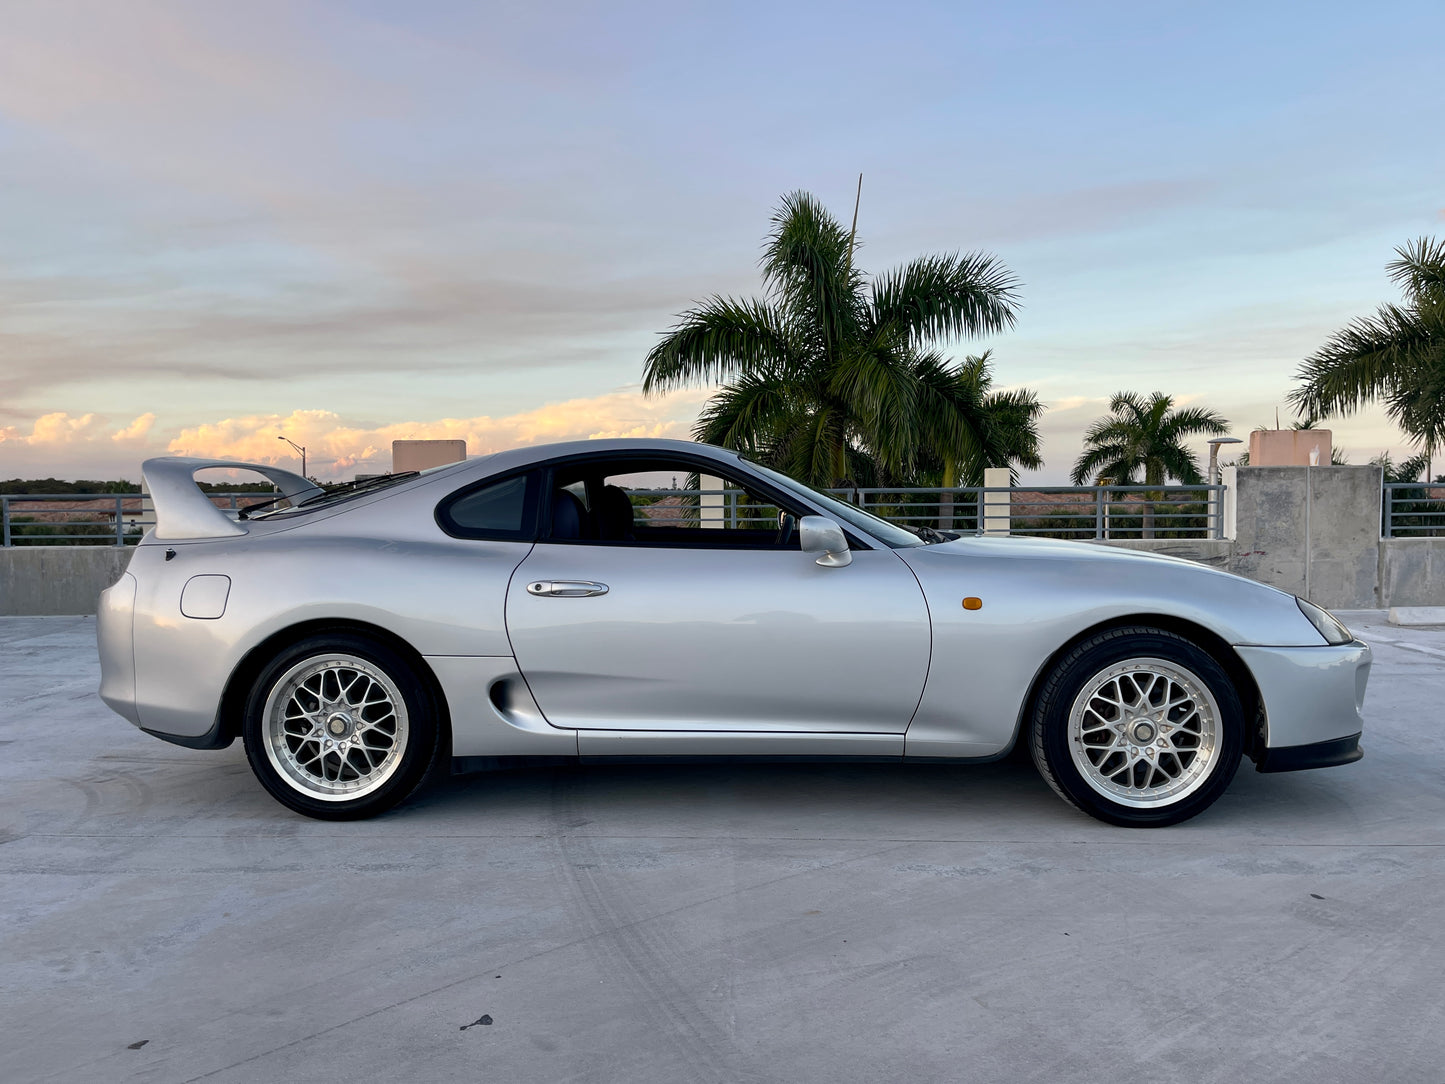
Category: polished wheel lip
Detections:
[
  {"x1": 1066, "y1": 656, "x2": 1220, "y2": 809},
  {"x1": 261, "y1": 654, "x2": 409, "y2": 802}
]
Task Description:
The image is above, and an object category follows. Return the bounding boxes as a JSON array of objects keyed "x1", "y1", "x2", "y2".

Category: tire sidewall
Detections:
[
  {"x1": 242, "y1": 634, "x2": 440, "y2": 820},
  {"x1": 1033, "y1": 629, "x2": 1244, "y2": 828}
]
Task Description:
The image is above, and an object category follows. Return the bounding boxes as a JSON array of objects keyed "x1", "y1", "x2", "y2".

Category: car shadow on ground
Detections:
[{"x1": 379, "y1": 754, "x2": 1365, "y2": 838}]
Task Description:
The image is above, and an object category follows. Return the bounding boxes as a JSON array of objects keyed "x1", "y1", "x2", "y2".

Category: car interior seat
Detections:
[
  {"x1": 550, "y1": 490, "x2": 586, "y2": 540},
  {"x1": 597, "y1": 484, "x2": 636, "y2": 541}
]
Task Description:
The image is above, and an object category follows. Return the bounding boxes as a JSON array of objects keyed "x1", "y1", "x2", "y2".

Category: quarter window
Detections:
[{"x1": 438, "y1": 472, "x2": 539, "y2": 540}]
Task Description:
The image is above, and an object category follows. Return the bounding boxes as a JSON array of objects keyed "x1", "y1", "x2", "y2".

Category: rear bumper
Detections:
[
  {"x1": 96, "y1": 573, "x2": 141, "y2": 726},
  {"x1": 1255, "y1": 732, "x2": 1363, "y2": 773},
  {"x1": 141, "y1": 721, "x2": 233, "y2": 750},
  {"x1": 1235, "y1": 639, "x2": 1371, "y2": 758}
]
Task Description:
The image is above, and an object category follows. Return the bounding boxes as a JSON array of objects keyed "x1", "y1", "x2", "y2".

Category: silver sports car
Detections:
[{"x1": 96, "y1": 438, "x2": 1370, "y2": 827}]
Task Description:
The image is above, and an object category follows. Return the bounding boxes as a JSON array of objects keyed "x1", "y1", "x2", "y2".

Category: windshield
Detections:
[{"x1": 746, "y1": 462, "x2": 925, "y2": 548}]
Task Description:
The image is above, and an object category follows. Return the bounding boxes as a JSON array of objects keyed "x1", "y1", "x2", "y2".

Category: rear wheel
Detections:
[
  {"x1": 1030, "y1": 627, "x2": 1243, "y2": 827},
  {"x1": 242, "y1": 634, "x2": 442, "y2": 820}
]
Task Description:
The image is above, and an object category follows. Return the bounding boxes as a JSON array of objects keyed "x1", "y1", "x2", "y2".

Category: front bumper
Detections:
[
  {"x1": 1255, "y1": 732, "x2": 1363, "y2": 773},
  {"x1": 1235, "y1": 639, "x2": 1371, "y2": 768}
]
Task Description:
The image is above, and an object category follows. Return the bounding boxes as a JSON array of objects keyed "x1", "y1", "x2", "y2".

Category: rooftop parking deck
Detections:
[{"x1": 2, "y1": 613, "x2": 1443, "y2": 1083}]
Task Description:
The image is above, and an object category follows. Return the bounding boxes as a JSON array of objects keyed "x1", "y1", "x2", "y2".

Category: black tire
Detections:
[
  {"x1": 241, "y1": 633, "x2": 443, "y2": 820},
  {"x1": 1030, "y1": 627, "x2": 1243, "y2": 828}
]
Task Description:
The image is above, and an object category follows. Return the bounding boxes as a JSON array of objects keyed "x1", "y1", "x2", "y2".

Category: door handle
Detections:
[{"x1": 525, "y1": 580, "x2": 610, "y2": 598}]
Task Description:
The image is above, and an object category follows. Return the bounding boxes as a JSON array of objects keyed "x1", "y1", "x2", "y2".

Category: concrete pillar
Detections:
[
  {"x1": 983, "y1": 467, "x2": 1011, "y2": 536},
  {"x1": 698, "y1": 475, "x2": 724, "y2": 529},
  {"x1": 1220, "y1": 465, "x2": 1237, "y2": 540},
  {"x1": 1227, "y1": 465, "x2": 1382, "y2": 608}
]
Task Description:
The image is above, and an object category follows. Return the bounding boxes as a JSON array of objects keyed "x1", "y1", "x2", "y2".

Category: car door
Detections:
[{"x1": 503, "y1": 456, "x2": 931, "y2": 734}]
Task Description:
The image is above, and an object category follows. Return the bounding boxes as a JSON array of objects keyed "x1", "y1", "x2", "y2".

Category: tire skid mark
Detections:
[
  {"x1": 547, "y1": 770, "x2": 766, "y2": 1084},
  {"x1": 60, "y1": 769, "x2": 156, "y2": 821}
]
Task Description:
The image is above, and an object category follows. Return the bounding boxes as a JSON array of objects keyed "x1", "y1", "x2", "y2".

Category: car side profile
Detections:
[{"x1": 97, "y1": 438, "x2": 1370, "y2": 827}]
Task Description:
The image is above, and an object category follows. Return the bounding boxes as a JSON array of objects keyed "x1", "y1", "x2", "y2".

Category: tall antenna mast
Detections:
[{"x1": 846, "y1": 173, "x2": 863, "y2": 273}]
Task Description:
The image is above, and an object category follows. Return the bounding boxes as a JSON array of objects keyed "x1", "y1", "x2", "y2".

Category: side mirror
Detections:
[{"x1": 798, "y1": 515, "x2": 852, "y2": 567}]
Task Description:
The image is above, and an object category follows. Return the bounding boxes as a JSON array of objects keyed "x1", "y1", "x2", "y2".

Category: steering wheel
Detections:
[{"x1": 775, "y1": 510, "x2": 797, "y2": 546}]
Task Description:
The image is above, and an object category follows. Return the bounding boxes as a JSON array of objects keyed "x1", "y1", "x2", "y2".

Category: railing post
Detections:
[
  {"x1": 115, "y1": 495, "x2": 125, "y2": 545},
  {"x1": 1095, "y1": 488, "x2": 1105, "y2": 539},
  {"x1": 1383, "y1": 483, "x2": 1392, "y2": 538},
  {"x1": 982, "y1": 467, "x2": 1011, "y2": 535},
  {"x1": 1, "y1": 496, "x2": 9, "y2": 547}
]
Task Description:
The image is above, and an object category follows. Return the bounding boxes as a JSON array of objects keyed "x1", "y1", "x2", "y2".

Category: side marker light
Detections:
[{"x1": 962, "y1": 597, "x2": 983, "y2": 610}]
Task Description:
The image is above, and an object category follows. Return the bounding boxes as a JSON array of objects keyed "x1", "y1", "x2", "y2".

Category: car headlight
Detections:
[{"x1": 1296, "y1": 597, "x2": 1353, "y2": 645}]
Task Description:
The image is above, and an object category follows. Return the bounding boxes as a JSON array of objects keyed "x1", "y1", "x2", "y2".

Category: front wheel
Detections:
[
  {"x1": 242, "y1": 634, "x2": 442, "y2": 820},
  {"x1": 1030, "y1": 628, "x2": 1243, "y2": 827}
]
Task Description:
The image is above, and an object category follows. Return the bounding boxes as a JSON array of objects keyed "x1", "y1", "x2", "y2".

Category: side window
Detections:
[
  {"x1": 544, "y1": 459, "x2": 800, "y2": 548},
  {"x1": 437, "y1": 472, "x2": 539, "y2": 540}
]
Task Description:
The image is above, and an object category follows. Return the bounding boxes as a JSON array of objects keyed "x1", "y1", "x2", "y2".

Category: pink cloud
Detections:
[{"x1": 165, "y1": 390, "x2": 710, "y2": 476}]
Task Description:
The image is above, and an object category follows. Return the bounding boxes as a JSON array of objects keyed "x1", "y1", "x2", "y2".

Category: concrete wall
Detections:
[
  {"x1": 1096, "y1": 466, "x2": 1445, "y2": 609},
  {"x1": 1100, "y1": 467, "x2": 1391, "y2": 608},
  {"x1": 0, "y1": 547, "x2": 132, "y2": 616},
  {"x1": 1227, "y1": 466, "x2": 1383, "y2": 608},
  {"x1": 1379, "y1": 539, "x2": 1445, "y2": 607}
]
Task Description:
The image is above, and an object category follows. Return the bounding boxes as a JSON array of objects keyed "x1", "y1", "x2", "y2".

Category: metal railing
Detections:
[
  {"x1": 0, "y1": 484, "x2": 1228, "y2": 545},
  {"x1": 1383, "y1": 482, "x2": 1445, "y2": 538},
  {"x1": 0, "y1": 492, "x2": 274, "y2": 546},
  {"x1": 632, "y1": 484, "x2": 1225, "y2": 540}
]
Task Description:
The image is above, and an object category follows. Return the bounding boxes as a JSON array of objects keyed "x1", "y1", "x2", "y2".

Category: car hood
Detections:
[
  {"x1": 893, "y1": 532, "x2": 1323, "y2": 646},
  {"x1": 924, "y1": 534, "x2": 1212, "y2": 568}
]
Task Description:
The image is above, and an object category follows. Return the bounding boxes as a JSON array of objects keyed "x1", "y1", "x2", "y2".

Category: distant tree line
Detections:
[{"x1": 0, "y1": 479, "x2": 275, "y2": 494}]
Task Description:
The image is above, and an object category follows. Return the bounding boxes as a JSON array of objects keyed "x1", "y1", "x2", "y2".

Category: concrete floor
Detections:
[{"x1": 1, "y1": 614, "x2": 1442, "y2": 1084}]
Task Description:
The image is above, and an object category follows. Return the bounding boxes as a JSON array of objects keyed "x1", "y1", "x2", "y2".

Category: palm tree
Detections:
[
  {"x1": 1372, "y1": 450, "x2": 1431, "y2": 485},
  {"x1": 1071, "y1": 392, "x2": 1228, "y2": 538},
  {"x1": 910, "y1": 351, "x2": 1043, "y2": 526},
  {"x1": 1289, "y1": 237, "x2": 1445, "y2": 473},
  {"x1": 643, "y1": 191, "x2": 1021, "y2": 486}
]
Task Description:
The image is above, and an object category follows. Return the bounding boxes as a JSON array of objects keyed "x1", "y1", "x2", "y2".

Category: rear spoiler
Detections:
[{"x1": 142, "y1": 457, "x2": 326, "y2": 540}]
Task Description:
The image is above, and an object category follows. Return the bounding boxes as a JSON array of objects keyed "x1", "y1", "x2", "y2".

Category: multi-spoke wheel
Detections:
[
  {"x1": 1031, "y1": 627, "x2": 1243, "y2": 827},
  {"x1": 242, "y1": 634, "x2": 442, "y2": 819}
]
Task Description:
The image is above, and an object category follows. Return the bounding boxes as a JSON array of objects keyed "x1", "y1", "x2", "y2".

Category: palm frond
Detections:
[
  {"x1": 642, "y1": 297, "x2": 796, "y2": 395},
  {"x1": 1387, "y1": 236, "x2": 1445, "y2": 303},
  {"x1": 869, "y1": 253, "x2": 1020, "y2": 346},
  {"x1": 693, "y1": 371, "x2": 802, "y2": 454},
  {"x1": 1157, "y1": 405, "x2": 1229, "y2": 442},
  {"x1": 1291, "y1": 237, "x2": 1445, "y2": 454},
  {"x1": 827, "y1": 342, "x2": 920, "y2": 477},
  {"x1": 761, "y1": 191, "x2": 862, "y2": 360},
  {"x1": 1287, "y1": 303, "x2": 1434, "y2": 417},
  {"x1": 1073, "y1": 390, "x2": 1219, "y2": 485}
]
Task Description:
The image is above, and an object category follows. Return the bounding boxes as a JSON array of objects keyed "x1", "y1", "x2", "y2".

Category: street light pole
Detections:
[
  {"x1": 277, "y1": 436, "x2": 306, "y2": 479},
  {"x1": 1207, "y1": 437, "x2": 1242, "y2": 485}
]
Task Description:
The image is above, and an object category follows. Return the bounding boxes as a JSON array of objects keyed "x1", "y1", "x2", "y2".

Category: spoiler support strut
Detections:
[{"x1": 142, "y1": 457, "x2": 325, "y2": 540}]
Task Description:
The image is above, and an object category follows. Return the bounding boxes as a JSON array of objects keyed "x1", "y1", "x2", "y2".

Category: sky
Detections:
[{"x1": 1, "y1": 0, "x2": 1442, "y2": 483}]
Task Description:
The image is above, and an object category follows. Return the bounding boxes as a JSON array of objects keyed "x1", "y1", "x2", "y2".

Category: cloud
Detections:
[
  {"x1": 0, "y1": 389, "x2": 710, "y2": 481},
  {"x1": 1045, "y1": 395, "x2": 1110, "y2": 414},
  {"x1": 0, "y1": 411, "x2": 106, "y2": 446},
  {"x1": 165, "y1": 389, "x2": 711, "y2": 476},
  {"x1": 111, "y1": 412, "x2": 157, "y2": 442}
]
